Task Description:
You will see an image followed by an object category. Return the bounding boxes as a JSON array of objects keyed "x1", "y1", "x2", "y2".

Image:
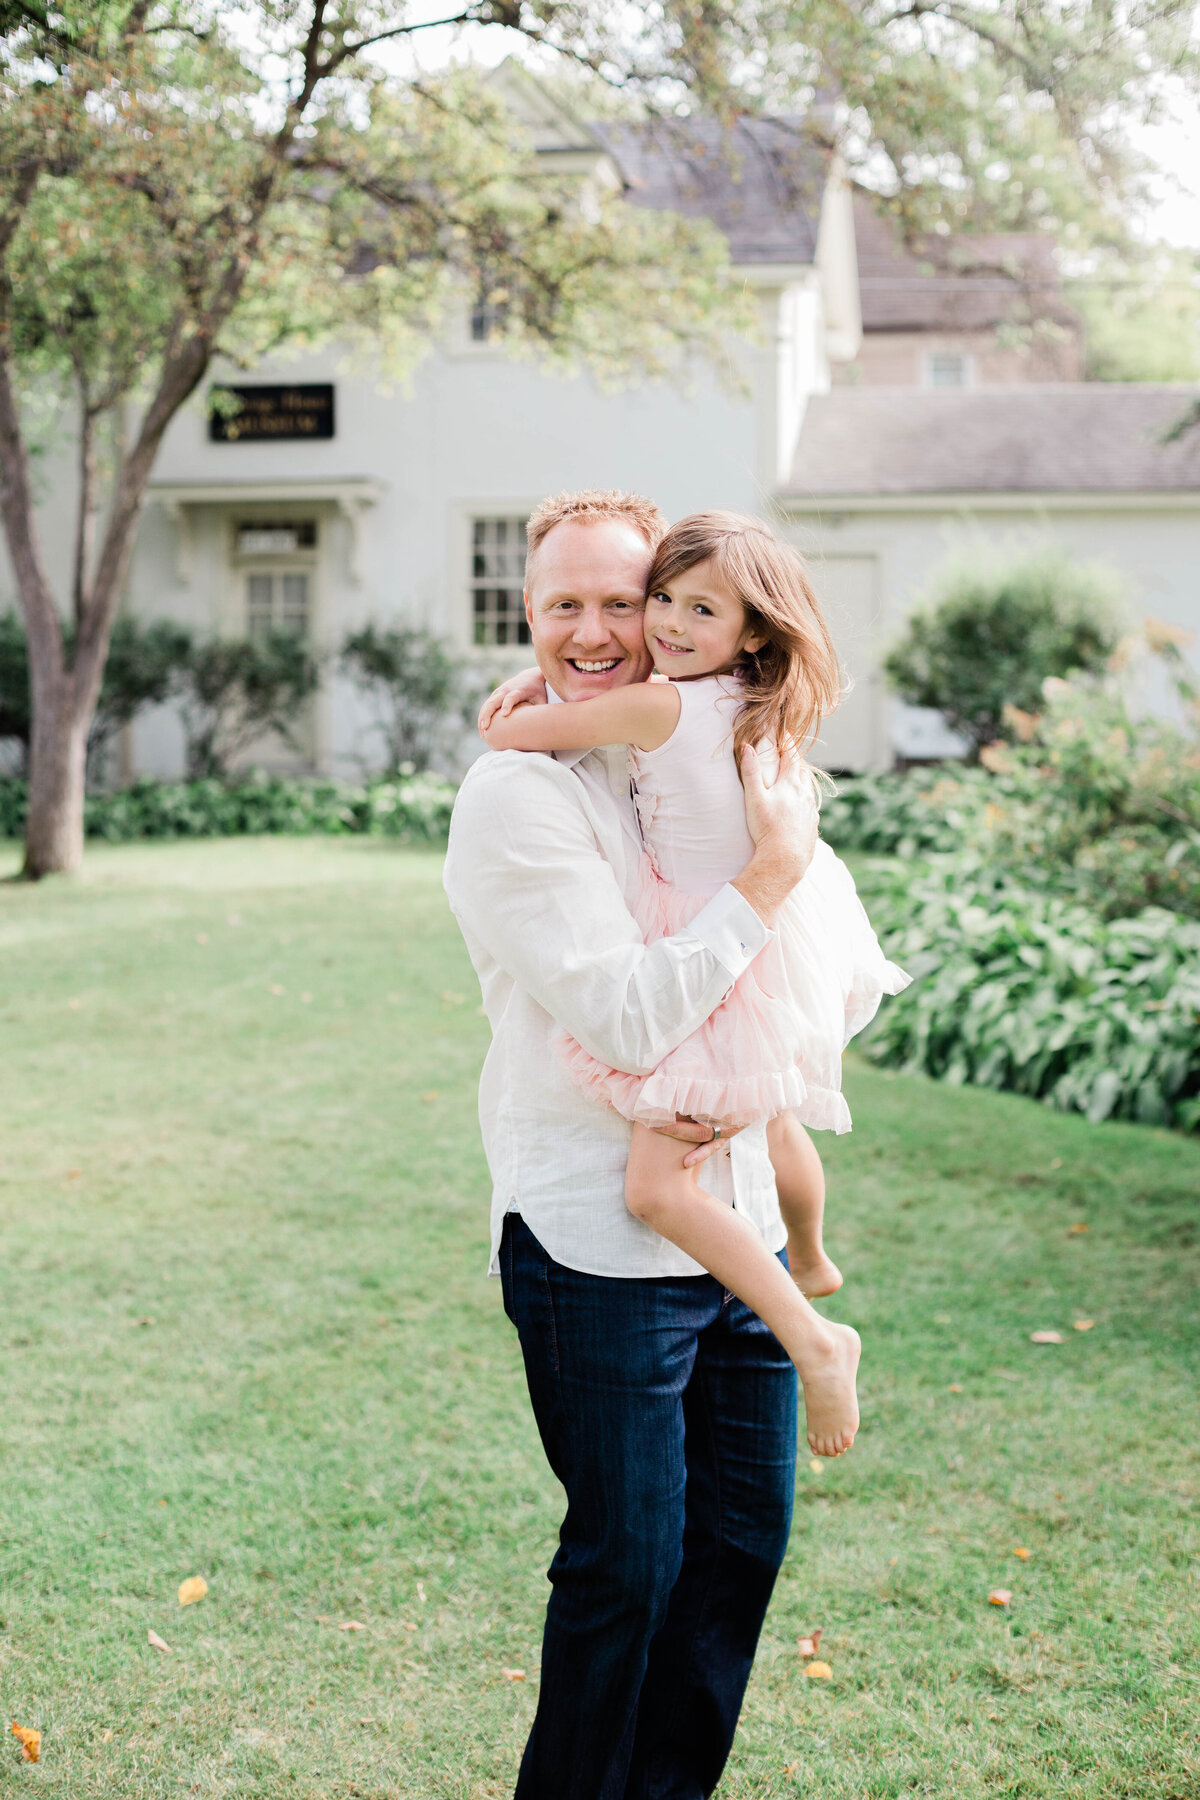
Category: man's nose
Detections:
[{"x1": 573, "y1": 607, "x2": 612, "y2": 649}]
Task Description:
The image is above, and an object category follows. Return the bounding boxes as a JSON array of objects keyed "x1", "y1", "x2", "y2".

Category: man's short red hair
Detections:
[{"x1": 525, "y1": 489, "x2": 668, "y2": 585}]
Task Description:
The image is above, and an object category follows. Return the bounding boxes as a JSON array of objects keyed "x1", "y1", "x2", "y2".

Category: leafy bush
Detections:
[
  {"x1": 178, "y1": 632, "x2": 320, "y2": 779},
  {"x1": 856, "y1": 856, "x2": 1200, "y2": 1133},
  {"x1": 0, "y1": 611, "x2": 31, "y2": 763},
  {"x1": 88, "y1": 617, "x2": 194, "y2": 781},
  {"x1": 0, "y1": 773, "x2": 457, "y2": 845},
  {"x1": 0, "y1": 610, "x2": 194, "y2": 783},
  {"x1": 340, "y1": 624, "x2": 485, "y2": 775},
  {"x1": 822, "y1": 765, "x2": 992, "y2": 858},
  {"x1": 884, "y1": 549, "x2": 1122, "y2": 755},
  {"x1": 829, "y1": 647, "x2": 1200, "y2": 922}
]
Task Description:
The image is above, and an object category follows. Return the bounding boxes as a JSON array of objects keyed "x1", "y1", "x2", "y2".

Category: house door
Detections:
[{"x1": 809, "y1": 554, "x2": 887, "y2": 773}]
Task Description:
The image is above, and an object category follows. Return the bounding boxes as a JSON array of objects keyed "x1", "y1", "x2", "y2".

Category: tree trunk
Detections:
[{"x1": 24, "y1": 681, "x2": 88, "y2": 877}]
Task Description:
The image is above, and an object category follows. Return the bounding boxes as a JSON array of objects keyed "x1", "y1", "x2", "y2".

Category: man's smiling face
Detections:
[{"x1": 524, "y1": 518, "x2": 655, "y2": 702}]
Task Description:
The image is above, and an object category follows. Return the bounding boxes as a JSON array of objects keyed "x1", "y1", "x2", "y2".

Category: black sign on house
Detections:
[{"x1": 209, "y1": 384, "x2": 335, "y2": 442}]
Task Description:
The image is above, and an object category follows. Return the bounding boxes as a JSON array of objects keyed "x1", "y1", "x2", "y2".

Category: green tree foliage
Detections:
[
  {"x1": 1070, "y1": 248, "x2": 1200, "y2": 382},
  {"x1": 884, "y1": 550, "x2": 1123, "y2": 755},
  {"x1": 340, "y1": 624, "x2": 483, "y2": 775},
  {"x1": 177, "y1": 633, "x2": 320, "y2": 780}
]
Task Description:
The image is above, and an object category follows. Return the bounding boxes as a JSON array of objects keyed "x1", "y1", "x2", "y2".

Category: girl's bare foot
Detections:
[
  {"x1": 797, "y1": 1322, "x2": 861, "y2": 1458},
  {"x1": 787, "y1": 1244, "x2": 843, "y2": 1298}
]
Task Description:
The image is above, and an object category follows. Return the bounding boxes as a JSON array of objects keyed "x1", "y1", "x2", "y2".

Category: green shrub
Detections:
[
  {"x1": 340, "y1": 625, "x2": 486, "y2": 775},
  {"x1": 858, "y1": 855, "x2": 1200, "y2": 1133},
  {"x1": 884, "y1": 549, "x2": 1122, "y2": 755},
  {"x1": 0, "y1": 773, "x2": 457, "y2": 845},
  {"x1": 829, "y1": 646, "x2": 1200, "y2": 922},
  {"x1": 822, "y1": 765, "x2": 991, "y2": 858},
  {"x1": 178, "y1": 633, "x2": 320, "y2": 779}
]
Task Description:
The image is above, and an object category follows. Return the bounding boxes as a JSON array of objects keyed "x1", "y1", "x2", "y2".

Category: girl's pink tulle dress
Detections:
[{"x1": 560, "y1": 674, "x2": 910, "y2": 1133}]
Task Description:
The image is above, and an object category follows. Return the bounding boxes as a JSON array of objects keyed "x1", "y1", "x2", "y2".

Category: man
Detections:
[{"x1": 443, "y1": 489, "x2": 817, "y2": 1799}]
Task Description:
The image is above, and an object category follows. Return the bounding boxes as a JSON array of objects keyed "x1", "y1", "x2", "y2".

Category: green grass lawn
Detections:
[{"x1": 1, "y1": 838, "x2": 1197, "y2": 1800}]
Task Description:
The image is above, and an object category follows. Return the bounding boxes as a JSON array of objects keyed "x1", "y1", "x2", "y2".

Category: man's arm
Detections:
[{"x1": 445, "y1": 754, "x2": 779, "y2": 1077}]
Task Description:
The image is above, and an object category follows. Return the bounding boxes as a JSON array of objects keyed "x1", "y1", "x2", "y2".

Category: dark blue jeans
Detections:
[{"x1": 499, "y1": 1212, "x2": 798, "y2": 1800}]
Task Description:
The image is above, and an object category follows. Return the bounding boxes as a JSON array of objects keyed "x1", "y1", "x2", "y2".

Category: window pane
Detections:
[
  {"x1": 929, "y1": 353, "x2": 968, "y2": 388},
  {"x1": 469, "y1": 518, "x2": 528, "y2": 644},
  {"x1": 247, "y1": 573, "x2": 273, "y2": 641},
  {"x1": 280, "y1": 573, "x2": 309, "y2": 635}
]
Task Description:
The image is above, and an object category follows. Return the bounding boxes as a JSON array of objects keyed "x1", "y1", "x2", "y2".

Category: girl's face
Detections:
[{"x1": 643, "y1": 556, "x2": 765, "y2": 678}]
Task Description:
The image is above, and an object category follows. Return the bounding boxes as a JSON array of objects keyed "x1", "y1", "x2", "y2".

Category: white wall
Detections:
[{"x1": 783, "y1": 499, "x2": 1200, "y2": 765}]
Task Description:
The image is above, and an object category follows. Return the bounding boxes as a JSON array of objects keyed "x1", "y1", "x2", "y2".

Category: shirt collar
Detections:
[{"x1": 547, "y1": 686, "x2": 590, "y2": 769}]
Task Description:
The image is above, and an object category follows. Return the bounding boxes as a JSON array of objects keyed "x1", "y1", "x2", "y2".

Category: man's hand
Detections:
[
  {"x1": 478, "y1": 666, "x2": 548, "y2": 735},
  {"x1": 731, "y1": 744, "x2": 819, "y2": 926},
  {"x1": 654, "y1": 1116, "x2": 743, "y2": 1169}
]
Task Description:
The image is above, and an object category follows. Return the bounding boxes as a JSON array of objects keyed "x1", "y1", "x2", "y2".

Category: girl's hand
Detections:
[
  {"x1": 478, "y1": 666, "x2": 547, "y2": 735},
  {"x1": 655, "y1": 1116, "x2": 745, "y2": 1169}
]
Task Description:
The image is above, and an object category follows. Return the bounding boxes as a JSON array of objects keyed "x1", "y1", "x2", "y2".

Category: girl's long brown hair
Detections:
[{"x1": 646, "y1": 512, "x2": 843, "y2": 767}]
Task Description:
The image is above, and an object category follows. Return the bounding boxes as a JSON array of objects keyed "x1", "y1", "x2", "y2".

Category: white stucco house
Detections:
[{"x1": 6, "y1": 65, "x2": 1200, "y2": 777}]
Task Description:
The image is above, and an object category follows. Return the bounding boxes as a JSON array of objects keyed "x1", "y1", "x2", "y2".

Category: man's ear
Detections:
[{"x1": 524, "y1": 590, "x2": 534, "y2": 629}]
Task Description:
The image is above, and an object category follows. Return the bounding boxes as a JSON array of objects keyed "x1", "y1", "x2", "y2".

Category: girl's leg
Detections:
[
  {"x1": 625, "y1": 1123, "x2": 859, "y2": 1458},
  {"x1": 766, "y1": 1114, "x2": 843, "y2": 1298}
]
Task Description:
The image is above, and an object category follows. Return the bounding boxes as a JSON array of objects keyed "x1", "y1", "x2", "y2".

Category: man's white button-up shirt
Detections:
[{"x1": 443, "y1": 742, "x2": 787, "y2": 1278}]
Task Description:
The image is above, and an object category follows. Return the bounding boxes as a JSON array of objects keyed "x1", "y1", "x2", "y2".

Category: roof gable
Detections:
[{"x1": 591, "y1": 116, "x2": 829, "y2": 267}]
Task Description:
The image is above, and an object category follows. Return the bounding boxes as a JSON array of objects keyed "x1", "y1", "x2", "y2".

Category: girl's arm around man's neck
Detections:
[{"x1": 483, "y1": 679, "x2": 681, "y2": 755}]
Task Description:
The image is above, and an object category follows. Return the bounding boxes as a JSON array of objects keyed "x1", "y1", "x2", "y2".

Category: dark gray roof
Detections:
[
  {"x1": 852, "y1": 189, "x2": 1076, "y2": 335},
  {"x1": 784, "y1": 386, "x2": 1200, "y2": 496},
  {"x1": 591, "y1": 118, "x2": 827, "y2": 265}
]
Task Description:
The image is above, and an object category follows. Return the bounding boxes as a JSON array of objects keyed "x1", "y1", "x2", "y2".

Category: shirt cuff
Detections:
[{"x1": 685, "y1": 883, "x2": 772, "y2": 981}]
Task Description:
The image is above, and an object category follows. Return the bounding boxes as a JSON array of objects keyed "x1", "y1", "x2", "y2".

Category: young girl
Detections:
[{"x1": 479, "y1": 512, "x2": 909, "y2": 1458}]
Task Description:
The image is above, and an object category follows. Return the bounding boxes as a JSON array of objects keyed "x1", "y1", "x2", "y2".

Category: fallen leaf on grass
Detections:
[
  {"x1": 988, "y1": 1589, "x2": 1012, "y2": 1607},
  {"x1": 416, "y1": 1581, "x2": 426, "y2": 1605},
  {"x1": 1012, "y1": 1547, "x2": 1031, "y2": 1561},
  {"x1": 808, "y1": 1459, "x2": 824, "y2": 1474},
  {"x1": 783, "y1": 1762, "x2": 798, "y2": 1775},
  {"x1": 66, "y1": 1168, "x2": 81, "y2": 1181},
  {"x1": 130, "y1": 1317, "x2": 155, "y2": 1328},
  {"x1": 948, "y1": 1383, "x2": 963, "y2": 1393},
  {"x1": 67, "y1": 997, "x2": 81, "y2": 1011},
  {"x1": 147, "y1": 1628, "x2": 173, "y2": 1653},
  {"x1": 1067, "y1": 1222, "x2": 1088, "y2": 1235},
  {"x1": 195, "y1": 933, "x2": 208, "y2": 946},
  {"x1": 269, "y1": 984, "x2": 285, "y2": 996},
  {"x1": 402, "y1": 1621, "x2": 418, "y2": 1631},
  {"x1": 420, "y1": 1091, "x2": 439, "y2": 1104},
  {"x1": 795, "y1": 1627, "x2": 823, "y2": 1657},
  {"x1": 1074, "y1": 1320, "x2": 1095, "y2": 1332},
  {"x1": 339, "y1": 1621, "x2": 366, "y2": 1632},
  {"x1": 803, "y1": 1662, "x2": 833, "y2": 1679},
  {"x1": 501, "y1": 1668, "x2": 526, "y2": 1682},
  {"x1": 11, "y1": 1724, "x2": 40, "y2": 1762},
  {"x1": 100, "y1": 1730, "x2": 114, "y2": 1744},
  {"x1": 1030, "y1": 1330, "x2": 1064, "y2": 1344},
  {"x1": 178, "y1": 1576, "x2": 208, "y2": 1607},
  {"x1": 439, "y1": 991, "x2": 466, "y2": 1007}
]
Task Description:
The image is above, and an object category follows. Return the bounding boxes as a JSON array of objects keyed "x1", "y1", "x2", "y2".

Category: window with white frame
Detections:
[
  {"x1": 471, "y1": 516, "x2": 529, "y2": 646},
  {"x1": 926, "y1": 351, "x2": 970, "y2": 388},
  {"x1": 236, "y1": 518, "x2": 317, "y2": 641}
]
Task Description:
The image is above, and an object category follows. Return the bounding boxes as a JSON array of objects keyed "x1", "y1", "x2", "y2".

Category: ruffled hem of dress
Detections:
[
  {"x1": 843, "y1": 959, "x2": 912, "y2": 1046},
  {"x1": 559, "y1": 1033, "x2": 853, "y2": 1135}
]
